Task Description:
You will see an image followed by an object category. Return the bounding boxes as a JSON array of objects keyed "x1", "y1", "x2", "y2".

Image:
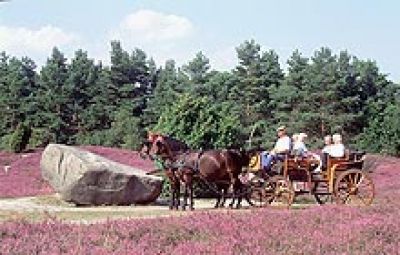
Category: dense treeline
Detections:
[{"x1": 0, "y1": 40, "x2": 399, "y2": 155}]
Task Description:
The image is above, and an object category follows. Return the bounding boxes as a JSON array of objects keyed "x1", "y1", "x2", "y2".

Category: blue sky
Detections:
[{"x1": 0, "y1": 0, "x2": 399, "y2": 81}]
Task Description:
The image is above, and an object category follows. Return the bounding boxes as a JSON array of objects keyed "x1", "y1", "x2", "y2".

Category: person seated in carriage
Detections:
[
  {"x1": 329, "y1": 134, "x2": 345, "y2": 158},
  {"x1": 322, "y1": 135, "x2": 332, "y2": 154},
  {"x1": 261, "y1": 126, "x2": 291, "y2": 173},
  {"x1": 320, "y1": 134, "x2": 346, "y2": 170},
  {"x1": 292, "y1": 133, "x2": 309, "y2": 157}
]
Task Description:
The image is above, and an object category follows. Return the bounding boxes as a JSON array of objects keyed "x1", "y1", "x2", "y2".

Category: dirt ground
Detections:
[
  {"x1": 0, "y1": 195, "x2": 251, "y2": 223},
  {"x1": 0, "y1": 194, "x2": 312, "y2": 224}
]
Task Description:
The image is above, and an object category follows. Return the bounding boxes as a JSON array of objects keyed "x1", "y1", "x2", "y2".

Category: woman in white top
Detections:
[
  {"x1": 329, "y1": 134, "x2": 345, "y2": 158},
  {"x1": 292, "y1": 133, "x2": 308, "y2": 156}
]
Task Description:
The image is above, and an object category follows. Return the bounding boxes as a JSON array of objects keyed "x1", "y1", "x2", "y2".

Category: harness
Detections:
[{"x1": 174, "y1": 150, "x2": 204, "y2": 173}]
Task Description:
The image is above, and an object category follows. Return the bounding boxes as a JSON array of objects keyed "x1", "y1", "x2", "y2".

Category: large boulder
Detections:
[{"x1": 41, "y1": 144, "x2": 163, "y2": 206}]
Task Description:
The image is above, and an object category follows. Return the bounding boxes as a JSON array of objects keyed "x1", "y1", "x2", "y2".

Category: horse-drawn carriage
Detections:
[
  {"x1": 245, "y1": 150, "x2": 375, "y2": 208},
  {"x1": 142, "y1": 133, "x2": 375, "y2": 210}
]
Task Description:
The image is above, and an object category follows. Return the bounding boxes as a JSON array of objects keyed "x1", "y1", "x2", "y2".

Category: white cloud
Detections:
[
  {"x1": 0, "y1": 25, "x2": 78, "y2": 55},
  {"x1": 112, "y1": 9, "x2": 194, "y2": 43}
]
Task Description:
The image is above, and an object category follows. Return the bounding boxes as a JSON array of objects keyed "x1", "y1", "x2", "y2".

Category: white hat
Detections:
[
  {"x1": 276, "y1": 125, "x2": 286, "y2": 132},
  {"x1": 332, "y1": 134, "x2": 342, "y2": 142},
  {"x1": 299, "y1": 133, "x2": 308, "y2": 138}
]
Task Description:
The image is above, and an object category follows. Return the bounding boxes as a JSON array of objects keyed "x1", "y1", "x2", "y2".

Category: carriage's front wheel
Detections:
[
  {"x1": 248, "y1": 176, "x2": 272, "y2": 207},
  {"x1": 270, "y1": 176, "x2": 295, "y2": 208},
  {"x1": 249, "y1": 175, "x2": 294, "y2": 208}
]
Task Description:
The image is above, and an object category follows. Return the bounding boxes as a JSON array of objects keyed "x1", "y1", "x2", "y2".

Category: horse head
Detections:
[
  {"x1": 139, "y1": 141, "x2": 152, "y2": 159},
  {"x1": 139, "y1": 131, "x2": 162, "y2": 159},
  {"x1": 150, "y1": 135, "x2": 190, "y2": 160}
]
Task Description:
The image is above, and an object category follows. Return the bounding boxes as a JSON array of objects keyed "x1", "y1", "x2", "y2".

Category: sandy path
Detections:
[
  {"x1": 0, "y1": 195, "x2": 224, "y2": 212},
  {"x1": 0, "y1": 195, "x2": 264, "y2": 223}
]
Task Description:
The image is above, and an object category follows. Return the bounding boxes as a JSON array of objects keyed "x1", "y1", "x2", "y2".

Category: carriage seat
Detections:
[
  {"x1": 326, "y1": 150, "x2": 351, "y2": 171},
  {"x1": 286, "y1": 155, "x2": 319, "y2": 171}
]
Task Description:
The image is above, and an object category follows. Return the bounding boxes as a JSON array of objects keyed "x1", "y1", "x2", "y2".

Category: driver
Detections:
[{"x1": 261, "y1": 126, "x2": 291, "y2": 173}]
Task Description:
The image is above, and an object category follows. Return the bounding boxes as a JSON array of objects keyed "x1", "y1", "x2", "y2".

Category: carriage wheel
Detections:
[
  {"x1": 334, "y1": 169, "x2": 375, "y2": 206},
  {"x1": 249, "y1": 187, "x2": 269, "y2": 207},
  {"x1": 269, "y1": 176, "x2": 295, "y2": 208},
  {"x1": 248, "y1": 176, "x2": 273, "y2": 207},
  {"x1": 313, "y1": 181, "x2": 333, "y2": 205}
]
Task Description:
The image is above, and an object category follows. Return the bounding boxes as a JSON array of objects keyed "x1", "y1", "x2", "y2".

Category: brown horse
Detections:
[
  {"x1": 142, "y1": 135, "x2": 254, "y2": 209},
  {"x1": 140, "y1": 135, "x2": 192, "y2": 210}
]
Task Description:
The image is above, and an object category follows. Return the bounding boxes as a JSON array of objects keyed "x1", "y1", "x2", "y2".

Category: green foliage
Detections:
[
  {"x1": 28, "y1": 128, "x2": 52, "y2": 149},
  {"x1": 9, "y1": 122, "x2": 31, "y2": 153},
  {"x1": 36, "y1": 47, "x2": 70, "y2": 144},
  {"x1": 0, "y1": 53, "x2": 37, "y2": 138},
  {"x1": 154, "y1": 94, "x2": 242, "y2": 149},
  {"x1": 0, "y1": 41, "x2": 398, "y2": 156},
  {"x1": 359, "y1": 103, "x2": 400, "y2": 156},
  {"x1": 111, "y1": 106, "x2": 143, "y2": 149},
  {"x1": 0, "y1": 134, "x2": 12, "y2": 151},
  {"x1": 76, "y1": 107, "x2": 143, "y2": 150}
]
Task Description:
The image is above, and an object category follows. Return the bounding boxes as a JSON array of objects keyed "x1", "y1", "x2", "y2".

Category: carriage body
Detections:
[{"x1": 247, "y1": 150, "x2": 375, "y2": 207}]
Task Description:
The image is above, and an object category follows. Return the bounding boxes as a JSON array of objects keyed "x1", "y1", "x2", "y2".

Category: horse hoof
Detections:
[
  {"x1": 181, "y1": 206, "x2": 186, "y2": 211},
  {"x1": 189, "y1": 206, "x2": 195, "y2": 211}
]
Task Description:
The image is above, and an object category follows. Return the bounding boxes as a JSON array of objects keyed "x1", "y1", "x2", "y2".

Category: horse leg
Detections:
[
  {"x1": 186, "y1": 174, "x2": 194, "y2": 210},
  {"x1": 235, "y1": 180, "x2": 243, "y2": 209},
  {"x1": 174, "y1": 179, "x2": 180, "y2": 210},
  {"x1": 169, "y1": 181, "x2": 175, "y2": 210},
  {"x1": 213, "y1": 183, "x2": 225, "y2": 208},
  {"x1": 189, "y1": 179, "x2": 195, "y2": 210},
  {"x1": 219, "y1": 185, "x2": 228, "y2": 208},
  {"x1": 244, "y1": 184, "x2": 255, "y2": 207},
  {"x1": 168, "y1": 173, "x2": 175, "y2": 210},
  {"x1": 214, "y1": 187, "x2": 222, "y2": 209},
  {"x1": 228, "y1": 177, "x2": 237, "y2": 208},
  {"x1": 181, "y1": 181, "x2": 188, "y2": 211}
]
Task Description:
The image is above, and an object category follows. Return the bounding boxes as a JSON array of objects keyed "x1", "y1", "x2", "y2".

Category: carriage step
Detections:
[
  {"x1": 312, "y1": 177, "x2": 328, "y2": 182},
  {"x1": 314, "y1": 192, "x2": 331, "y2": 195}
]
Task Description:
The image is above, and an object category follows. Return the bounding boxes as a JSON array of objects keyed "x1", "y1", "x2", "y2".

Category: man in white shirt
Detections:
[{"x1": 262, "y1": 126, "x2": 291, "y2": 172}]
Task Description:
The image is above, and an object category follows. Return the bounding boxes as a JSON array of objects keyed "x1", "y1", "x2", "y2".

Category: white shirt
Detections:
[
  {"x1": 322, "y1": 145, "x2": 331, "y2": 154},
  {"x1": 293, "y1": 141, "x2": 308, "y2": 154},
  {"x1": 329, "y1": 144, "x2": 345, "y2": 158},
  {"x1": 274, "y1": 136, "x2": 291, "y2": 153}
]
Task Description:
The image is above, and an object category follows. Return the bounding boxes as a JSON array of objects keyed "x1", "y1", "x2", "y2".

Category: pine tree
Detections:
[
  {"x1": 0, "y1": 54, "x2": 37, "y2": 135},
  {"x1": 182, "y1": 51, "x2": 211, "y2": 94},
  {"x1": 64, "y1": 49, "x2": 99, "y2": 143},
  {"x1": 230, "y1": 40, "x2": 284, "y2": 147},
  {"x1": 143, "y1": 60, "x2": 181, "y2": 127},
  {"x1": 37, "y1": 47, "x2": 70, "y2": 144}
]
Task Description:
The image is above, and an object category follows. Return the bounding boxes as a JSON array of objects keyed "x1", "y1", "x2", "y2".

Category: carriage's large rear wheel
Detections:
[{"x1": 333, "y1": 169, "x2": 375, "y2": 206}]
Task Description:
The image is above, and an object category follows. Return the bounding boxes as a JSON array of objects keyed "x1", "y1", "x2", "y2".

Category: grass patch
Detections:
[{"x1": 32, "y1": 194, "x2": 74, "y2": 207}]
